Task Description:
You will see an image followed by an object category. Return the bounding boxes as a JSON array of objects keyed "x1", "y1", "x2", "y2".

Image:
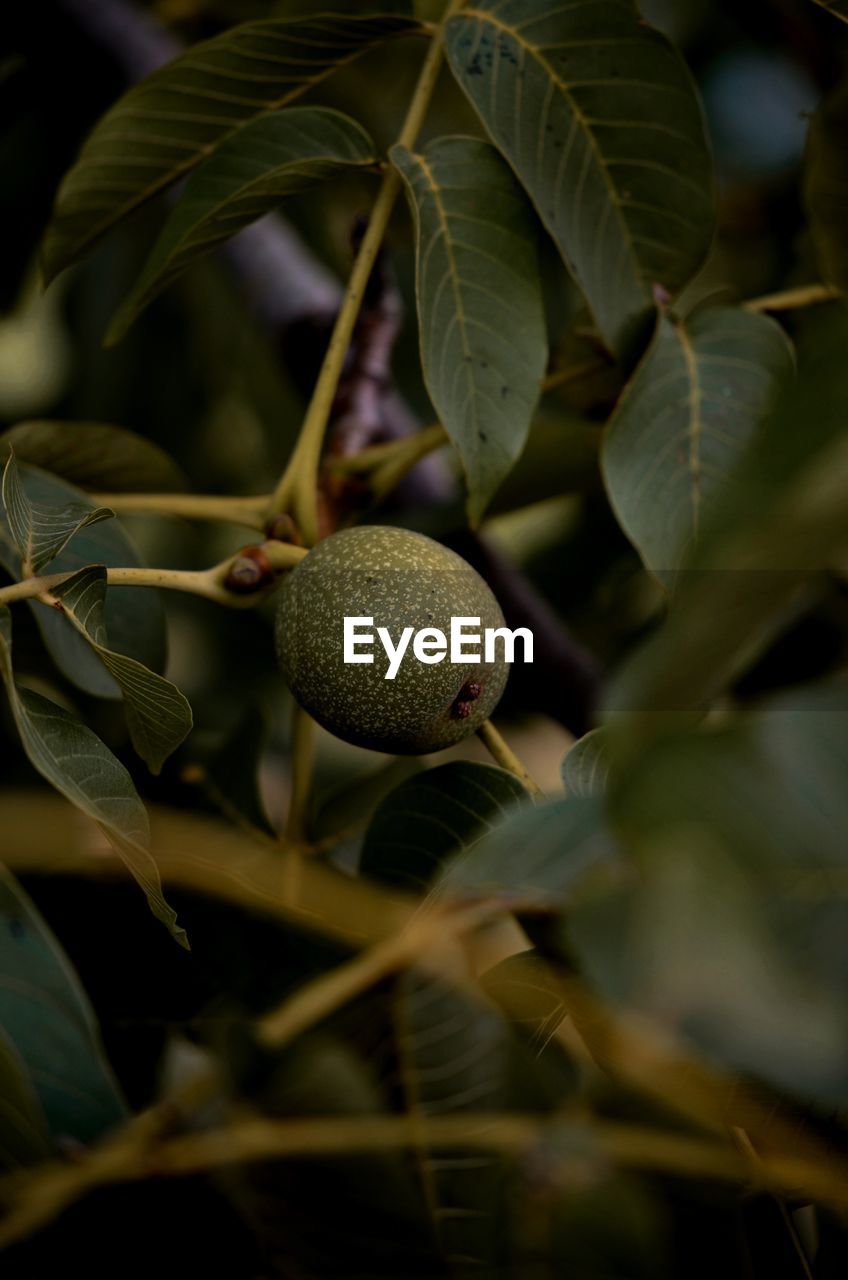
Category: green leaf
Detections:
[
  {"x1": 0, "y1": 609, "x2": 187, "y2": 947},
  {"x1": 443, "y1": 0, "x2": 715, "y2": 358},
  {"x1": 2, "y1": 452, "x2": 114, "y2": 575},
  {"x1": 42, "y1": 12, "x2": 422, "y2": 281},
  {"x1": 438, "y1": 792, "x2": 618, "y2": 901},
  {"x1": 0, "y1": 866, "x2": 127, "y2": 1143},
  {"x1": 0, "y1": 421, "x2": 185, "y2": 493},
  {"x1": 52, "y1": 567, "x2": 192, "y2": 774},
  {"x1": 392, "y1": 137, "x2": 547, "y2": 521},
  {"x1": 108, "y1": 107, "x2": 377, "y2": 344},
  {"x1": 0, "y1": 1028, "x2": 51, "y2": 1171},
  {"x1": 804, "y1": 81, "x2": 848, "y2": 293},
  {"x1": 603, "y1": 307, "x2": 794, "y2": 577},
  {"x1": 562, "y1": 728, "x2": 611, "y2": 799},
  {"x1": 360, "y1": 761, "x2": 528, "y2": 893},
  {"x1": 578, "y1": 681, "x2": 848, "y2": 1106},
  {"x1": 605, "y1": 307, "x2": 848, "y2": 717},
  {"x1": 0, "y1": 464, "x2": 167, "y2": 698}
]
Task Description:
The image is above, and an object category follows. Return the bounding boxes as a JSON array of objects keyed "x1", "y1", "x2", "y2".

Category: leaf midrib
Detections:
[
  {"x1": 677, "y1": 320, "x2": 703, "y2": 538},
  {"x1": 415, "y1": 153, "x2": 483, "y2": 475},
  {"x1": 453, "y1": 7, "x2": 646, "y2": 301}
]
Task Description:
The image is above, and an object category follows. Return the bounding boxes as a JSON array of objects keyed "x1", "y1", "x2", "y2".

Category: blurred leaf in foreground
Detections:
[{"x1": 0, "y1": 866, "x2": 127, "y2": 1144}]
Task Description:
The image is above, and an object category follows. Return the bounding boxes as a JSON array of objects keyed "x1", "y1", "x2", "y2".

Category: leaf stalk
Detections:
[
  {"x1": 477, "y1": 720, "x2": 543, "y2": 797},
  {"x1": 0, "y1": 541, "x2": 307, "y2": 611}
]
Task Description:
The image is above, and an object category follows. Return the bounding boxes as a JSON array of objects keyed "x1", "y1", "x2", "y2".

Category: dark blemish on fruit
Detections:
[{"x1": 451, "y1": 679, "x2": 483, "y2": 719}]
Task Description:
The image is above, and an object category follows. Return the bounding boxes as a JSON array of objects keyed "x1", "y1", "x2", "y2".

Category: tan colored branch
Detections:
[
  {"x1": 89, "y1": 492, "x2": 269, "y2": 530},
  {"x1": 743, "y1": 283, "x2": 840, "y2": 312}
]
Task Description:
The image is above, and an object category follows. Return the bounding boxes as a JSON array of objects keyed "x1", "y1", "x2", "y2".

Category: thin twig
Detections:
[
  {"x1": 257, "y1": 900, "x2": 497, "y2": 1049},
  {"x1": 368, "y1": 423, "x2": 450, "y2": 502},
  {"x1": 326, "y1": 422, "x2": 447, "y2": 475},
  {"x1": 743, "y1": 283, "x2": 840, "y2": 312},
  {"x1": 88, "y1": 491, "x2": 269, "y2": 529},
  {"x1": 256, "y1": 922, "x2": 432, "y2": 1049},
  {"x1": 541, "y1": 359, "x2": 610, "y2": 392}
]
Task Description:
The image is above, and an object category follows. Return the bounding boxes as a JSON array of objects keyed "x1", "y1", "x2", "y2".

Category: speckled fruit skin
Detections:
[{"x1": 275, "y1": 526, "x2": 509, "y2": 754}]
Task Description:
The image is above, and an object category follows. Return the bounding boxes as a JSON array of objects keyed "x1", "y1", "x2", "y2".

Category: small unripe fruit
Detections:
[{"x1": 275, "y1": 526, "x2": 508, "y2": 754}]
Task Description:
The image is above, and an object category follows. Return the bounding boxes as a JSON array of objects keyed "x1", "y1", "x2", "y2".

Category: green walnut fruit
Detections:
[{"x1": 275, "y1": 526, "x2": 509, "y2": 754}]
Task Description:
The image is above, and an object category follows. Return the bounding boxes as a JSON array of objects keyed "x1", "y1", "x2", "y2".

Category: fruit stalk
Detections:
[{"x1": 477, "y1": 720, "x2": 543, "y2": 798}]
